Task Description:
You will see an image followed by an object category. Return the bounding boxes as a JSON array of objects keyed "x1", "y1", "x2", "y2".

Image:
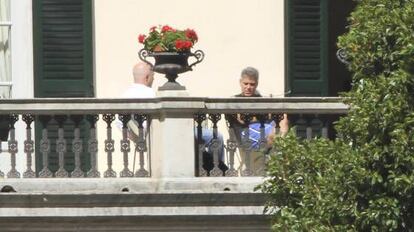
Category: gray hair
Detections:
[{"x1": 240, "y1": 66, "x2": 259, "y2": 82}]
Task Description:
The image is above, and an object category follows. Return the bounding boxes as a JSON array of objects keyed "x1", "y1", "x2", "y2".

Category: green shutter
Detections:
[
  {"x1": 33, "y1": 0, "x2": 93, "y2": 174},
  {"x1": 285, "y1": 0, "x2": 328, "y2": 96},
  {"x1": 33, "y1": 0, "x2": 94, "y2": 97}
]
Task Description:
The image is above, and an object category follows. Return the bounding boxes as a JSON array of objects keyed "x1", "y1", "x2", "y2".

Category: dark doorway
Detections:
[{"x1": 328, "y1": 0, "x2": 356, "y2": 96}]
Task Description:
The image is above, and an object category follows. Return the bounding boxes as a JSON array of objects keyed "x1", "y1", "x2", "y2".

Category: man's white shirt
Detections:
[
  {"x1": 116, "y1": 83, "x2": 155, "y2": 136},
  {"x1": 121, "y1": 83, "x2": 156, "y2": 98}
]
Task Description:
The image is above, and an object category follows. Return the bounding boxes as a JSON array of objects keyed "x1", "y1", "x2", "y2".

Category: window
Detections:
[
  {"x1": 285, "y1": 0, "x2": 355, "y2": 96},
  {"x1": 0, "y1": 0, "x2": 11, "y2": 98}
]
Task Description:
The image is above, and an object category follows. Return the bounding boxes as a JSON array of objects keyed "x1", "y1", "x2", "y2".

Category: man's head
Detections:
[
  {"x1": 239, "y1": 67, "x2": 259, "y2": 97},
  {"x1": 133, "y1": 62, "x2": 154, "y2": 87}
]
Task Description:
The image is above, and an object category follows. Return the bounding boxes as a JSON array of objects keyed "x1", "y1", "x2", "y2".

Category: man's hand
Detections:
[{"x1": 279, "y1": 114, "x2": 289, "y2": 136}]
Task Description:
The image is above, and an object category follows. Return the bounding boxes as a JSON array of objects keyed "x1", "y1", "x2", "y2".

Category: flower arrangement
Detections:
[{"x1": 138, "y1": 25, "x2": 198, "y2": 53}]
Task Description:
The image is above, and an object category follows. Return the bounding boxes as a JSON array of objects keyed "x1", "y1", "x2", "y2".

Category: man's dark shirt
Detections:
[{"x1": 233, "y1": 93, "x2": 262, "y2": 97}]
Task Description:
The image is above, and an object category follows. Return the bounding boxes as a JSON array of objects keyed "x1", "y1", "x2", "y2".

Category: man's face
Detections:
[{"x1": 239, "y1": 75, "x2": 257, "y2": 96}]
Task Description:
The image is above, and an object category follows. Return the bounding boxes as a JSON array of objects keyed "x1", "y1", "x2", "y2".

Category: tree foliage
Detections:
[{"x1": 259, "y1": 0, "x2": 414, "y2": 231}]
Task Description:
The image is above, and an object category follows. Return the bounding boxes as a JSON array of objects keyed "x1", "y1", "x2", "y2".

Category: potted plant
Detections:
[
  {"x1": 139, "y1": 25, "x2": 198, "y2": 52},
  {"x1": 138, "y1": 25, "x2": 204, "y2": 90}
]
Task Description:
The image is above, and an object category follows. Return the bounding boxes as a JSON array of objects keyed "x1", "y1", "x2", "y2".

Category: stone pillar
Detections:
[{"x1": 150, "y1": 90, "x2": 197, "y2": 178}]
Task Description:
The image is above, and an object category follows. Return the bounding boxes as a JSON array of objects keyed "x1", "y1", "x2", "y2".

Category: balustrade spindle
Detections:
[
  {"x1": 293, "y1": 115, "x2": 306, "y2": 138},
  {"x1": 38, "y1": 116, "x2": 53, "y2": 178},
  {"x1": 119, "y1": 114, "x2": 133, "y2": 177},
  {"x1": 103, "y1": 114, "x2": 116, "y2": 178},
  {"x1": 54, "y1": 115, "x2": 68, "y2": 178},
  {"x1": 321, "y1": 116, "x2": 329, "y2": 138},
  {"x1": 258, "y1": 122, "x2": 267, "y2": 150},
  {"x1": 194, "y1": 114, "x2": 207, "y2": 177},
  {"x1": 314, "y1": 117, "x2": 323, "y2": 138},
  {"x1": 7, "y1": 114, "x2": 19, "y2": 178},
  {"x1": 86, "y1": 115, "x2": 100, "y2": 178},
  {"x1": 208, "y1": 114, "x2": 222, "y2": 177},
  {"x1": 225, "y1": 125, "x2": 238, "y2": 177},
  {"x1": 255, "y1": 115, "x2": 268, "y2": 176},
  {"x1": 22, "y1": 114, "x2": 35, "y2": 178},
  {"x1": 0, "y1": 137, "x2": 4, "y2": 178},
  {"x1": 240, "y1": 114, "x2": 253, "y2": 177},
  {"x1": 197, "y1": 145, "x2": 207, "y2": 177},
  {"x1": 134, "y1": 114, "x2": 150, "y2": 177},
  {"x1": 70, "y1": 115, "x2": 84, "y2": 178},
  {"x1": 0, "y1": 116, "x2": 6, "y2": 178},
  {"x1": 305, "y1": 116, "x2": 313, "y2": 140}
]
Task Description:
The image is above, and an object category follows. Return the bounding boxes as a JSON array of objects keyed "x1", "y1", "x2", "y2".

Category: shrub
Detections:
[
  {"x1": 261, "y1": 134, "x2": 363, "y2": 231},
  {"x1": 259, "y1": 0, "x2": 414, "y2": 230}
]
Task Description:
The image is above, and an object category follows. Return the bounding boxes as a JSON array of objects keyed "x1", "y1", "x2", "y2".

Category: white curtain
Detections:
[{"x1": 0, "y1": 0, "x2": 11, "y2": 98}]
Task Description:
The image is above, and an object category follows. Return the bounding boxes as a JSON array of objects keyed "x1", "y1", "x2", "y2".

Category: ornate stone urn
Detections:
[{"x1": 139, "y1": 49, "x2": 204, "y2": 90}]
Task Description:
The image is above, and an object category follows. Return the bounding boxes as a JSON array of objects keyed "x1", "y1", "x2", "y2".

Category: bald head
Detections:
[{"x1": 133, "y1": 62, "x2": 154, "y2": 87}]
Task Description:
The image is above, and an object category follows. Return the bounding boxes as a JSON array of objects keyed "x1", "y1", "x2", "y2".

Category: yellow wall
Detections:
[{"x1": 94, "y1": 0, "x2": 285, "y2": 98}]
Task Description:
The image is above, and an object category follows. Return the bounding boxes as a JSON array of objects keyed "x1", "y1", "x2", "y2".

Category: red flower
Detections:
[
  {"x1": 175, "y1": 40, "x2": 184, "y2": 50},
  {"x1": 139, "y1": 25, "x2": 199, "y2": 52},
  {"x1": 184, "y1": 40, "x2": 193, "y2": 49},
  {"x1": 185, "y1": 29, "x2": 198, "y2": 42},
  {"x1": 175, "y1": 39, "x2": 193, "y2": 51},
  {"x1": 138, "y1": 34, "x2": 146, "y2": 43},
  {"x1": 161, "y1": 25, "x2": 174, "y2": 32}
]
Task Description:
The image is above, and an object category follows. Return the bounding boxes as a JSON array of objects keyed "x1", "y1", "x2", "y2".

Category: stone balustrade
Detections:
[
  {"x1": 0, "y1": 96, "x2": 348, "y2": 231},
  {"x1": 0, "y1": 97, "x2": 348, "y2": 182}
]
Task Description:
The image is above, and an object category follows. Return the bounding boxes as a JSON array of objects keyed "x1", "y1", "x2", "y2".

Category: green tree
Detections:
[{"x1": 259, "y1": 0, "x2": 414, "y2": 231}]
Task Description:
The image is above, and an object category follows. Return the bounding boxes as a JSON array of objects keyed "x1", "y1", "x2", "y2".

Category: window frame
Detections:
[{"x1": 0, "y1": 3, "x2": 12, "y2": 99}]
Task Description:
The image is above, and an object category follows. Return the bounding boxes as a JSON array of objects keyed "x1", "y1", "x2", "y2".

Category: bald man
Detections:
[
  {"x1": 121, "y1": 62, "x2": 155, "y2": 98},
  {"x1": 117, "y1": 62, "x2": 155, "y2": 142}
]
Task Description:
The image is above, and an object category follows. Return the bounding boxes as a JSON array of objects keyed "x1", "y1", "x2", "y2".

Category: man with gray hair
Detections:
[
  {"x1": 227, "y1": 66, "x2": 288, "y2": 174},
  {"x1": 236, "y1": 66, "x2": 261, "y2": 97}
]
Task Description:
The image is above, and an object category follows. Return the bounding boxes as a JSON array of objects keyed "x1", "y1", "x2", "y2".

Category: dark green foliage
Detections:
[
  {"x1": 261, "y1": 135, "x2": 363, "y2": 231},
  {"x1": 259, "y1": 0, "x2": 414, "y2": 231}
]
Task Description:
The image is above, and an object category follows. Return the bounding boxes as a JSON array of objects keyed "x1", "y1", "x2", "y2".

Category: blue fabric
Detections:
[{"x1": 241, "y1": 122, "x2": 274, "y2": 149}]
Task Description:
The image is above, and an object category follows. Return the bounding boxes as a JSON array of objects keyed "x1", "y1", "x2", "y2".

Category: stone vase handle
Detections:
[
  {"x1": 188, "y1": 50, "x2": 205, "y2": 69},
  {"x1": 138, "y1": 49, "x2": 153, "y2": 67}
]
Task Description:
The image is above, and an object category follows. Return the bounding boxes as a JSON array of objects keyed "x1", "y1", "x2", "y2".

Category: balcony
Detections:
[{"x1": 0, "y1": 97, "x2": 347, "y2": 231}]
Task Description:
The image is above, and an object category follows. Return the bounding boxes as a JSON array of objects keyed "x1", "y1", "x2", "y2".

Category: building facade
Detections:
[{"x1": 0, "y1": 0, "x2": 353, "y2": 230}]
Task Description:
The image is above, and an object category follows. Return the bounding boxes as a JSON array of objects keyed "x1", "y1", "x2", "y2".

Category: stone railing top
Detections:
[{"x1": 0, "y1": 97, "x2": 348, "y2": 115}]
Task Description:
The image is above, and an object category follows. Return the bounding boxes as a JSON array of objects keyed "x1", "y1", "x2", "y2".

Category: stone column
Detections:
[{"x1": 150, "y1": 90, "x2": 201, "y2": 178}]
